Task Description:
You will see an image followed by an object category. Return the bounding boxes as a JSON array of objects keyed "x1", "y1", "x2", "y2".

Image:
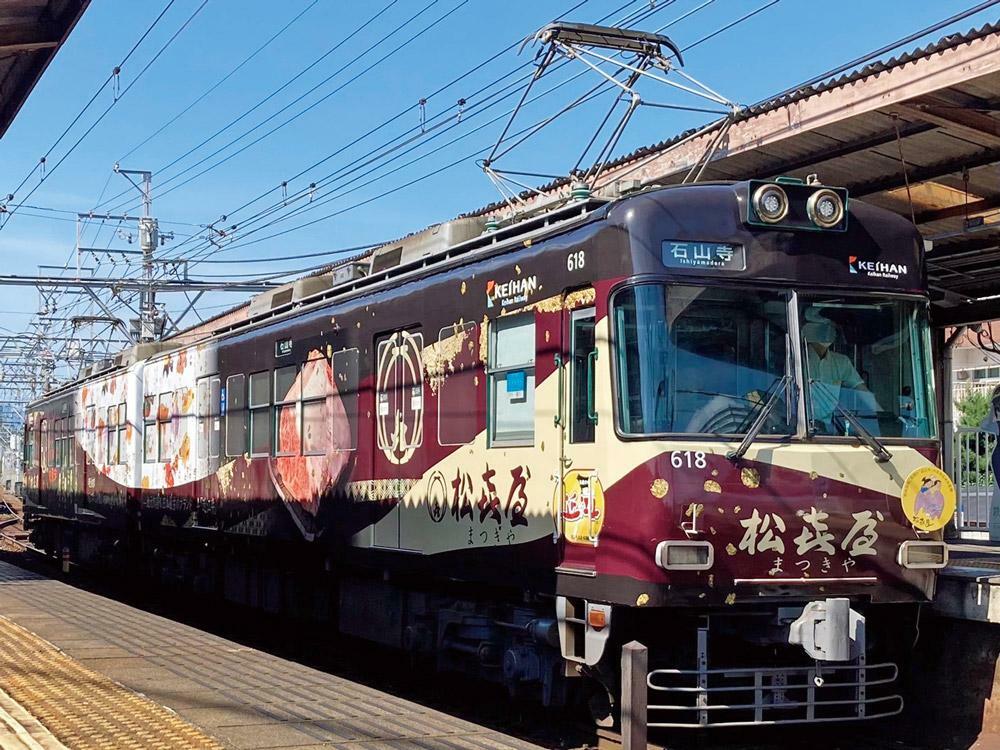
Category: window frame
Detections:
[
  {"x1": 273, "y1": 364, "x2": 300, "y2": 457},
  {"x1": 331, "y1": 347, "x2": 360, "y2": 453},
  {"x1": 569, "y1": 307, "x2": 597, "y2": 445},
  {"x1": 487, "y1": 314, "x2": 536, "y2": 448},
  {"x1": 142, "y1": 396, "x2": 157, "y2": 463},
  {"x1": 196, "y1": 378, "x2": 210, "y2": 462},
  {"x1": 225, "y1": 374, "x2": 247, "y2": 457},
  {"x1": 436, "y1": 322, "x2": 478, "y2": 447},
  {"x1": 157, "y1": 392, "x2": 174, "y2": 463},
  {"x1": 248, "y1": 370, "x2": 272, "y2": 457},
  {"x1": 610, "y1": 281, "x2": 798, "y2": 441},
  {"x1": 608, "y1": 280, "x2": 936, "y2": 445},
  {"x1": 797, "y1": 292, "x2": 938, "y2": 441},
  {"x1": 107, "y1": 406, "x2": 119, "y2": 465},
  {"x1": 300, "y1": 354, "x2": 328, "y2": 457}
]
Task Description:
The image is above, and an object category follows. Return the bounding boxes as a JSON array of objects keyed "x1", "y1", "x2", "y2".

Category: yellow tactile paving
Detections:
[{"x1": 0, "y1": 615, "x2": 224, "y2": 750}]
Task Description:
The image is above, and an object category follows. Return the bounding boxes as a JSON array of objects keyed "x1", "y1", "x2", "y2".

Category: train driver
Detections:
[{"x1": 802, "y1": 318, "x2": 879, "y2": 431}]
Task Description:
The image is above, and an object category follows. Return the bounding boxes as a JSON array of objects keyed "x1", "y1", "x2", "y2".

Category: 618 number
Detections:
[{"x1": 670, "y1": 451, "x2": 707, "y2": 469}]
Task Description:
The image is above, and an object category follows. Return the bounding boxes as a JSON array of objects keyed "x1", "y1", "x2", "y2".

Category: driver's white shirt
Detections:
[{"x1": 807, "y1": 348, "x2": 865, "y2": 422}]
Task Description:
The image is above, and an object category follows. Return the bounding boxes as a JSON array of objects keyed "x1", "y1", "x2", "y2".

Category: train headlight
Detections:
[
  {"x1": 655, "y1": 540, "x2": 714, "y2": 571},
  {"x1": 897, "y1": 540, "x2": 948, "y2": 569},
  {"x1": 806, "y1": 188, "x2": 845, "y2": 228},
  {"x1": 751, "y1": 184, "x2": 789, "y2": 224}
]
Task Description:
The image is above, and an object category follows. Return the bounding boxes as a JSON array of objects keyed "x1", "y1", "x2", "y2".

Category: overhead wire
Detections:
[
  {"x1": 112, "y1": 0, "x2": 474, "y2": 216},
  {"x1": 96, "y1": 0, "x2": 411, "y2": 212},
  {"x1": 117, "y1": 0, "x2": 322, "y2": 164},
  {"x1": 158, "y1": 0, "x2": 664, "y2": 266},
  {"x1": 0, "y1": 0, "x2": 211, "y2": 232},
  {"x1": 186, "y1": 3, "x2": 702, "y2": 263},
  {"x1": 123, "y1": 0, "x2": 638, "y2": 238},
  {"x1": 0, "y1": 0, "x2": 180, "y2": 210}
]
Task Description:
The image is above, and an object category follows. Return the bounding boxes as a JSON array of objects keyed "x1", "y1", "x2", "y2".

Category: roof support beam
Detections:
[
  {"x1": 891, "y1": 101, "x2": 1000, "y2": 147},
  {"x1": 915, "y1": 195, "x2": 1000, "y2": 224},
  {"x1": 761, "y1": 120, "x2": 935, "y2": 178},
  {"x1": 0, "y1": 21, "x2": 62, "y2": 53},
  {"x1": 850, "y1": 147, "x2": 1000, "y2": 196},
  {"x1": 933, "y1": 297, "x2": 1000, "y2": 327}
]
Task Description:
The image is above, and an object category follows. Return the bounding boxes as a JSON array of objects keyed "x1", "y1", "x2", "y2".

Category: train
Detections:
[{"x1": 22, "y1": 175, "x2": 953, "y2": 730}]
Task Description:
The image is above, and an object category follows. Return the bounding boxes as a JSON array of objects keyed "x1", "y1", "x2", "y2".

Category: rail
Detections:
[{"x1": 951, "y1": 426, "x2": 996, "y2": 532}]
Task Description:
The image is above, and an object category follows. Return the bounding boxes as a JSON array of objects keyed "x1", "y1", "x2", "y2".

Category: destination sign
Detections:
[{"x1": 661, "y1": 241, "x2": 746, "y2": 272}]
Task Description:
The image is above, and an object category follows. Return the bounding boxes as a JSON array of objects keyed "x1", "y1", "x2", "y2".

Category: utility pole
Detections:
[{"x1": 115, "y1": 166, "x2": 161, "y2": 342}]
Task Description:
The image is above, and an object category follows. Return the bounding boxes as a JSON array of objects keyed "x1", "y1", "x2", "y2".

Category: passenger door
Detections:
[
  {"x1": 372, "y1": 328, "x2": 424, "y2": 549},
  {"x1": 556, "y1": 301, "x2": 601, "y2": 573}
]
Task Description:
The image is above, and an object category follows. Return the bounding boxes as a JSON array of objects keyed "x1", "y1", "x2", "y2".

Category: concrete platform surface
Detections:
[{"x1": 0, "y1": 561, "x2": 542, "y2": 750}]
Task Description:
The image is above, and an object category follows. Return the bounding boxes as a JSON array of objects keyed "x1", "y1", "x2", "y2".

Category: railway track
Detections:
[{"x1": 0, "y1": 502, "x2": 930, "y2": 750}]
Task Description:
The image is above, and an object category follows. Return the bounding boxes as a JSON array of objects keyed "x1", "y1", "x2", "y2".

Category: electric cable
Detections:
[{"x1": 0, "y1": 0, "x2": 211, "y2": 232}]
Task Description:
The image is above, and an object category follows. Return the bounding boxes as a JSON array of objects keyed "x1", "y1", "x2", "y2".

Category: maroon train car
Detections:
[{"x1": 23, "y1": 179, "x2": 952, "y2": 729}]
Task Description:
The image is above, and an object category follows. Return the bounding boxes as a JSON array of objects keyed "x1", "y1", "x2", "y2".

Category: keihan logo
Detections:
[
  {"x1": 486, "y1": 275, "x2": 538, "y2": 308},
  {"x1": 848, "y1": 255, "x2": 907, "y2": 280}
]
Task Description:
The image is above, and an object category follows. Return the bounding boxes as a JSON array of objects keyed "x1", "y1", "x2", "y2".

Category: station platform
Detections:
[
  {"x1": 0, "y1": 560, "x2": 542, "y2": 750},
  {"x1": 936, "y1": 541, "x2": 1000, "y2": 623}
]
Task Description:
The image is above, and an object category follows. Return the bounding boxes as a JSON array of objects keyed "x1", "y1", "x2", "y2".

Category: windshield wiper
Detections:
[
  {"x1": 809, "y1": 379, "x2": 892, "y2": 462},
  {"x1": 727, "y1": 374, "x2": 793, "y2": 462}
]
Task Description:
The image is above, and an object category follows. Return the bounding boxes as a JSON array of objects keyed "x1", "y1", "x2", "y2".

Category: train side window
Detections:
[
  {"x1": 107, "y1": 406, "x2": 119, "y2": 464},
  {"x1": 71, "y1": 414, "x2": 78, "y2": 467},
  {"x1": 249, "y1": 371, "x2": 271, "y2": 456},
  {"x1": 158, "y1": 393, "x2": 174, "y2": 462},
  {"x1": 569, "y1": 308, "x2": 597, "y2": 444},
  {"x1": 196, "y1": 379, "x2": 210, "y2": 461},
  {"x1": 301, "y1": 354, "x2": 328, "y2": 456},
  {"x1": 117, "y1": 404, "x2": 126, "y2": 465},
  {"x1": 175, "y1": 388, "x2": 194, "y2": 462},
  {"x1": 40, "y1": 419, "x2": 48, "y2": 469},
  {"x1": 143, "y1": 396, "x2": 157, "y2": 462},
  {"x1": 274, "y1": 365, "x2": 300, "y2": 457},
  {"x1": 332, "y1": 348, "x2": 359, "y2": 451},
  {"x1": 209, "y1": 377, "x2": 221, "y2": 458},
  {"x1": 488, "y1": 314, "x2": 535, "y2": 447},
  {"x1": 437, "y1": 322, "x2": 478, "y2": 446},
  {"x1": 225, "y1": 374, "x2": 247, "y2": 457}
]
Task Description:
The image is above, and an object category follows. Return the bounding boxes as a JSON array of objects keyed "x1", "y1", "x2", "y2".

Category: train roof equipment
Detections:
[{"x1": 482, "y1": 22, "x2": 742, "y2": 213}]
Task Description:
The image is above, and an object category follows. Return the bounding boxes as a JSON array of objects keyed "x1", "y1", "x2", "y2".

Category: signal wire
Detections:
[
  {"x1": 159, "y1": 0, "x2": 667, "y2": 263},
  {"x1": 114, "y1": 0, "x2": 471, "y2": 215},
  {"x1": 117, "y1": 0, "x2": 322, "y2": 164},
  {"x1": 96, "y1": 0, "x2": 412, "y2": 212},
  {"x1": 0, "y1": 0, "x2": 179, "y2": 216},
  {"x1": 757, "y1": 0, "x2": 1000, "y2": 105},
  {"x1": 0, "y1": 0, "x2": 211, "y2": 232},
  {"x1": 114, "y1": 0, "x2": 642, "y2": 221}
]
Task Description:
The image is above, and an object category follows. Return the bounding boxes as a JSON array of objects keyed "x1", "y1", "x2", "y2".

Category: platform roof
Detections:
[
  {"x1": 479, "y1": 22, "x2": 1000, "y2": 328},
  {"x1": 0, "y1": 0, "x2": 90, "y2": 139}
]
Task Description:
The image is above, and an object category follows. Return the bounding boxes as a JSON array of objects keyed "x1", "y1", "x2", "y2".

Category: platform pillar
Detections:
[{"x1": 622, "y1": 640, "x2": 648, "y2": 750}]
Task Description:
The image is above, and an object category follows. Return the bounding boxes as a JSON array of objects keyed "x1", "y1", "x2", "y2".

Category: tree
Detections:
[
  {"x1": 957, "y1": 390, "x2": 991, "y2": 428},
  {"x1": 955, "y1": 390, "x2": 994, "y2": 486}
]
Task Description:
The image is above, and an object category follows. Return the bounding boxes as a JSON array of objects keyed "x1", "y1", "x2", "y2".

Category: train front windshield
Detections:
[{"x1": 613, "y1": 284, "x2": 936, "y2": 440}]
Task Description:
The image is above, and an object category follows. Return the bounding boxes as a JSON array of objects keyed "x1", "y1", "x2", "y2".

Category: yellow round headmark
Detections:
[
  {"x1": 554, "y1": 469, "x2": 605, "y2": 545},
  {"x1": 900, "y1": 466, "x2": 956, "y2": 533}
]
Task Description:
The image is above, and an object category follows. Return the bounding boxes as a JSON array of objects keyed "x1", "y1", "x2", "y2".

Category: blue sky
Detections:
[{"x1": 0, "y1": 0, "x2": 996, "y2": 333}]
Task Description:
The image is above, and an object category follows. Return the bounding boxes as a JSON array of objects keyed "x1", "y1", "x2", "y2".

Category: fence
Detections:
[{"x1": 952, "y1": 426, "x2": 995, "y2": 532}]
